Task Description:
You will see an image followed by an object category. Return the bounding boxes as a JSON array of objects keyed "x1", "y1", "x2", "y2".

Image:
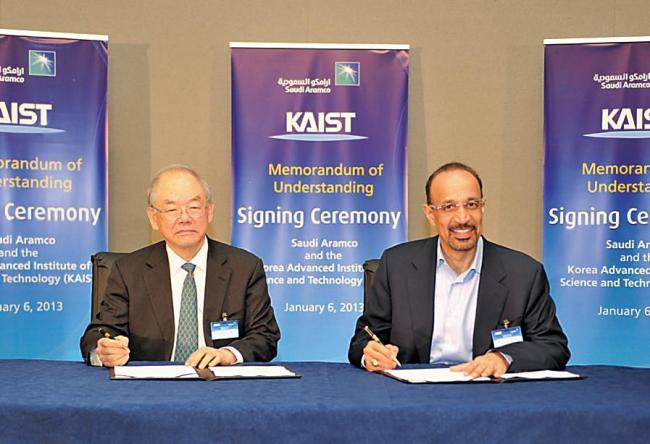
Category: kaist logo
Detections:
[
  {"x1": 270, "y1": 111, "x2": 367, "y2": 142},
  {"x1": 0, "y1": 101, "x2": 64, "y2": 134},
  {"x1": 584, "y1": 108, "x2": 650, "y2": 139},
  {"x1": 287, "y1": 112, "x2": 355, "y2": 133}
]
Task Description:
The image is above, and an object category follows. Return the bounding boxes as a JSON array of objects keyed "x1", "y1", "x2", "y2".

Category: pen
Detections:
[
  {"x1": 99, "y1": 328, "x2": 128, "y2": 350},
  {"x1": 98, "y1": 328, "x2": 114, "y2": 339},
  {"x1": 363, "y1": 326, "x2": 401, "y2": 367}
]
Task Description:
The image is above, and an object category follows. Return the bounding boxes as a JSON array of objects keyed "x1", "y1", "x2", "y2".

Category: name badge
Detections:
[
  {"x1": 210, "y1": 320, "x2": 239, "y2": 340},
  {"x1": 491, "y1": 326, "x2": 523, "y2": 348}
]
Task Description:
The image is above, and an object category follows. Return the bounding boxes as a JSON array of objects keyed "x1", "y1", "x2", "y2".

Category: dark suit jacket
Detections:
[
  {"x1": 80, "y1": 238, "x2": 280, "y2": 363},
  {"x1": 348, "y1": 236, "x2": 569, "y2": 372}
]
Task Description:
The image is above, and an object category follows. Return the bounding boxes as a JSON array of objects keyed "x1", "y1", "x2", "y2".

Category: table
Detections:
[{"x1": 0, "y1": 361, "x2": 649, "y2": 443}]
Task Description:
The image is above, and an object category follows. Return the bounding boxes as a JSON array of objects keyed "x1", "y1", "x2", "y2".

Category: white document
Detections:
[
  {"x1": 383, "y1": 368, "x2": 491, "y2": 383},
  {"x1": 208, "y1": 365, "x2": 297, "y2": 378},
  {"x1": 383, "y1": 367, "x2": 581, "y2": 383},
  {"x1": 111, "y1": 365, "x2": 298, "y2": 380},
  {"x1": 499, "y1": 370, "x2": 581, "y2": 380},
  {"x1": 112, "y1": 365, "x2": 199, "y2": 379}
]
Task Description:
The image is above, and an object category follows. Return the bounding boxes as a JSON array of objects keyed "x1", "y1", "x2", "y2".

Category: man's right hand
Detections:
[
  {"x1": 362, "y1": 341, "x2": 399, "y2": 372},
  {"x1": 96, "y1": 336, "x2": 130, "y2": 367}
]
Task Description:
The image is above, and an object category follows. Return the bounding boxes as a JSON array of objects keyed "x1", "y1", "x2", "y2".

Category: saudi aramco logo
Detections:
[
  {"x1": 335, "y1": 62, "x2": 360, "y2": 86},
  {"x1": 29, "y1": 50, "x2": 56, "y2": 77}
]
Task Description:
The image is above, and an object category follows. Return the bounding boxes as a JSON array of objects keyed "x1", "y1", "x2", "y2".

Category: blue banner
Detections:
[
  {"x1": 544, "y1": 39, "x2": 650, "y2": 366},
  {"x1": 0, "y1": 31, "x2": 108, "y2": 360},
  {"x1": 231, "y1": 44, "x2": 408, "y2": 361}
]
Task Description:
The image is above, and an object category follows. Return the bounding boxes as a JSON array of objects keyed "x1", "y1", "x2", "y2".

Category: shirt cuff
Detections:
[
  {"x1": 89, "y1": 348, "x2": 102, "y2": 366},
  {"x1": 223, "y1": 346, "x2": 243, "y2": 364}
]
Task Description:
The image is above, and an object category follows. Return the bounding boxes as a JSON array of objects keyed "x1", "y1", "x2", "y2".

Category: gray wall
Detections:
[{"x1": 2, "y1": 0, "x2": 648, "y2": 258}]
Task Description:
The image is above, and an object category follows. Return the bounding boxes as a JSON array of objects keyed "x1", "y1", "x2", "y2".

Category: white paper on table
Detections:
[
  {"x1": 111, "y1": 365, "x2": 298, "y2": 380},
  {"x1": 383, "y1": 368, "x2": 491, "y2": 383},
  {"x1": 208, "y1": 365, "x2": 297, "y2": 378},
  {"x1": 383, "y1": 367, "x2": 581, "y2": 383},
  {"x1": 500, "y1": 370, "x2": 581, "y2": 380},
  {"x1": 112, "y1": 365, "x2": 199, "y2": 379}
]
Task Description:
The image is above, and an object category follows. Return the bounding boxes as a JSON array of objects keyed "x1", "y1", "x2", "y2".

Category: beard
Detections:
[{"x1": 446, "y1": 223, "x2": 479, "y2": 251}]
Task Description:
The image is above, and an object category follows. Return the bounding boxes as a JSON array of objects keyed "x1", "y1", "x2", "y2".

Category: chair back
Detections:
[
  {"x1": 362, "y1": 259, "x2": 380, "y2": 307},
  {"x1": 90, "y1": 252, "x2": 126, "y2": 319}
]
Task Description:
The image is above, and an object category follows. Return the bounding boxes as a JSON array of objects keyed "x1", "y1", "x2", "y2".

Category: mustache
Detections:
[{"x1": 449, "y1": 223, "x2": 475, "y2": 231}]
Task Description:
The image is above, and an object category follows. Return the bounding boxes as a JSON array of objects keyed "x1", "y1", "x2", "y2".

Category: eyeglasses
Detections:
[
  {"x1": 428, "y1": 199, "x2": 485, "y2": 213},
  {"x1": 151, "y1": 204, "x2": 207, "y2": 221}
]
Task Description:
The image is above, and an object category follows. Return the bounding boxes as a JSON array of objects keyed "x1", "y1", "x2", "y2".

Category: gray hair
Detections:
[{"x1": 147, "y1": 164, "x2": 213, "y2": 206}]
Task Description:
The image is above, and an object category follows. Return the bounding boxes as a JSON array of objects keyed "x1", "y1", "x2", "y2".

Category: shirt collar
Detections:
[
  {"x1": 165, "y1": 237, "x2": 209, "y2": 272},
  {"x1": 436, "y1": 236, "x2": 484, "y2": 279}
]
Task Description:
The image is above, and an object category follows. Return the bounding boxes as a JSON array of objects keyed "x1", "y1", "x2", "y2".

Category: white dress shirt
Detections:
[{"x1": 429, "y1": 237, "x2": 483, "y2": 364}]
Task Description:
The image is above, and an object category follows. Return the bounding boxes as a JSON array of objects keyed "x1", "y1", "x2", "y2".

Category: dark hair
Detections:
[{"x1": 425, "y1": 162, "x2": 483, "y2": 204}]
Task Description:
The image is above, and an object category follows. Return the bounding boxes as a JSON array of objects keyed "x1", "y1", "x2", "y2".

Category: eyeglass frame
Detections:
[
  {"x1": 428, "y1": 198, "x2": 485, "y2": 213},
  {"x1": 149, "y1": 203, "x2": 209, "y2": 221}
]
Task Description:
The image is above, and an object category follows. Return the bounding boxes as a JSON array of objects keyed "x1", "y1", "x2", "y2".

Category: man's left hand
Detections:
[
  {"x1": 449, "y1": 352, "x2": 509, "y2": 378},
  {"x1": 185, "y1": 347, "x2": 237, "y2": 368}
]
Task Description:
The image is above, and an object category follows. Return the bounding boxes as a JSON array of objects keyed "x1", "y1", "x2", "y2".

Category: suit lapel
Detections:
[
  {"x1": 473, "y1": 239, "x2": 508, "y2": 356},
  {"x1": 203, "y1": 239, "x2": 232, "y2": 344},
  {"x1": 408, "y1": 237, "x2": 437, "y2": 363},
  {"x1": 143, "y1": 242, "x2": 175, "y2": 358}
]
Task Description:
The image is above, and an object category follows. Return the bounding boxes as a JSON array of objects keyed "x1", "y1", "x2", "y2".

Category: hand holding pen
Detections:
[
  {"x1": 362, "y1": 325, "x2": 401, "y2": 371},
  {"x1": 96, "y1": 328, "x2": 130, "y2": 367}
]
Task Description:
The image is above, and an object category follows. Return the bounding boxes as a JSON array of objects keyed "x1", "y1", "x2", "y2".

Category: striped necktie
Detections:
[{"x1": 174, "y1": 262, "x2": 198, "y2": 362}]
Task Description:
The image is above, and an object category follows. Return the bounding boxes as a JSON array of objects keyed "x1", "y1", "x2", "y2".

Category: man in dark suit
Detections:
[
  {"x1": 80, "y1": 165, "x2": 280, "y2": 368},
  {"x1": 348, "y1": 162, "x2": 569, "y2": 377}
]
